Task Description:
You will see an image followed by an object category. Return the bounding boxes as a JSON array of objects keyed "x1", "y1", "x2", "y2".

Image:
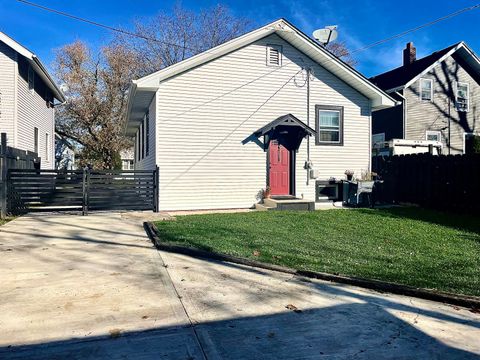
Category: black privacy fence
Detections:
[
  {"x1": 3, "y1": 168, "x2": 159, "y2": 217},
  {"x1": 373, "y1": 153, "x2": 480, "y2": 214}
]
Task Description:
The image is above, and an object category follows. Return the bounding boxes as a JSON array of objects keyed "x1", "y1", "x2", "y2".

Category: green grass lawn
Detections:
[{"x1": 154, "y1": 207, "x2": 480, "y2": 297}]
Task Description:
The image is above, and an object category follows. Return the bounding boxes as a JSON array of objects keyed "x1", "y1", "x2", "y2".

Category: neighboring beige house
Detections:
[
  {"x1": 125, "y1": 19, "x2": 395, "y2": 211},
  {"x1": 0, "y1": 32, "x2": 65, "y2": 169},
  {"x1": 371, "y1": 42, "x2": 480, "y2": 155},
  {"x1": 120, "y1": 148, "x2": 134, "y2": 170}
]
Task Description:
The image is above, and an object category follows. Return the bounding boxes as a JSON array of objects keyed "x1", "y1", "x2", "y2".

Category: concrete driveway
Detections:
[
  {"x1": 0, "y1": 213, "x2": 204, "y2": 359},
  {"x1": 1, "y1": 213, "x2": 479, "y2": 359}
]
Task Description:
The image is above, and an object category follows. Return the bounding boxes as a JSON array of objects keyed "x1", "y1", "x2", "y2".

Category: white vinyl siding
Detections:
[
  {"x1": 154, "y1": 34, "x2": 371, "y2": 211},
  {"x1": 16, "y1": 58, "x2": 55, "y2": 169},
  {"x1": 0, "y1": 42, "x2": 16, "y2": 145}
]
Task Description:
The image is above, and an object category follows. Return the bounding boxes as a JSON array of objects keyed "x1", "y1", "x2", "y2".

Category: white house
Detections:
[
  {"x1": 125, "y1": 19, "x2": 395, "y2": 211},
  {"x1": 0, "y1": 32, "x2": 65, "y2": 169}
]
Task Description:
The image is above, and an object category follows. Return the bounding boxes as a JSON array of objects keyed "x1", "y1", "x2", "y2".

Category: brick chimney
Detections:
[{"x1": 403, "y1": 42, "x2": 416, "y2": 66}]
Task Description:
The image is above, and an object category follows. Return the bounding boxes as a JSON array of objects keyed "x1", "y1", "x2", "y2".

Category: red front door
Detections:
[{"x1": 269, "y1": 141, "x2": 290, "y2": 196}]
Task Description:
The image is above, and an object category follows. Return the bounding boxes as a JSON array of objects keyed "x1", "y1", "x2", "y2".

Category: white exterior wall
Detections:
[
  {"x1": 0, "y1": 42, "x2": 16, "y2": 145},
  {"x1": 16, "y1": 60, "x2": 55, "y2": 169},
  {"x1": 0, "y1": 42, "x2": 55, "y2": 169},
  {"x1": 154, "y1": 34, "x2": 371, "y2": 210}
]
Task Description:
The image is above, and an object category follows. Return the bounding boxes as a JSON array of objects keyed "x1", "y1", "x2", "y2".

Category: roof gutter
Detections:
[
  {"x1": 124, "y1": 81, "x2": 138, "y2": 135},
  {"x1": 33, "y1": 56, "x2": 66, "y2": 103}
]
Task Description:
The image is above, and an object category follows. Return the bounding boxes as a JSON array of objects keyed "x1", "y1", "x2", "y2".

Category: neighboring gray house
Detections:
[
  {"x1": 125, "y1": 19, "x2": 395, "y2": 211},
  {"x1": 371, "y1": 42, "x2": 480, "y2": 155},
  {"x1": 0, "y1": 32, "x2": 65, "y2": 169},
  {"x1": 55, "y1": 133, "x2": 76, "y2": 170}
]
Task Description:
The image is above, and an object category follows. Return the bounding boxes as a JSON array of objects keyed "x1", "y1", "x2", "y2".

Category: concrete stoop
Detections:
[{"x1": 255, "y1": 197, "x2": 315, "y2": 211}]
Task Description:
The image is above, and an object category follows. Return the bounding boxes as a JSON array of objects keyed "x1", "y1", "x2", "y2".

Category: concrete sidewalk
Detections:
[{"x1": 0, "y1": 213, "x2": 204, "y2": 359}]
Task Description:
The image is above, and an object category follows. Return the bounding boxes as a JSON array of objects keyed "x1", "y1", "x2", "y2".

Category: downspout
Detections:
[
  {"x1": 306, "y1": 67, "x2": 310, "y2": 186},
  {"x1": 394, "y1": 91, "x2": 407, "y2": 139}
]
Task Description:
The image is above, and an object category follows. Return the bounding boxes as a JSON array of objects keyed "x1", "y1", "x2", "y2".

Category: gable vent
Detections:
[{"x1": 267, "y1": 44, "x2": 282, "y2": 66}]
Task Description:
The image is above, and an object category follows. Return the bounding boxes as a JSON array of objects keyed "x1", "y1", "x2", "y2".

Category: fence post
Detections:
[
  {"x1": 0, "y1": 133, "x2": 7, "y2": 219},
  {"x1": 82, "y1": 168, "x2": 89, "y2": 216},
  {"x1": 154, "y1": 166, "x2": 159, "y2": 212}
]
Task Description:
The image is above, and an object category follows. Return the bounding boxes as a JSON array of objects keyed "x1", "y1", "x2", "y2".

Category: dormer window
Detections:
[
  {"x1": 266, "y1": 44, "x2": 282, "y2": 67},
  {"x1": 455, "y1": 82, "x2": 469, "y2": 112},
  {"x1": 419, "y1": 78, "x2": 433, "y2": 101}
]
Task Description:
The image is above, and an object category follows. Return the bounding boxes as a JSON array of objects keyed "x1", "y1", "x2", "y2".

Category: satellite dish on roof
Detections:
[{"x1": 313, "y1": 25, "x2": 338, "y2": 45}]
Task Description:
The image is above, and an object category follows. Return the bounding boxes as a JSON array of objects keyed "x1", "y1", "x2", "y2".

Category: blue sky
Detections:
[{"x1": 1, "y1": 0, "x2": 479, "y2": 77}]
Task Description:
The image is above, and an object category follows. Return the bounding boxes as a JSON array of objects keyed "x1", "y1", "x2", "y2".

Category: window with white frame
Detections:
[
  {"x1": 28, "y1": 66, "x2": 34, "y2": 93},
  {"x1": 455, "y1": 82, "x2": 469, "y2": 112},
  {"x1": 425, "y1": 130, "x2": 441, "y2": 142},
  {"x1": 419, "y1": 78, "x2": 433, "y2": 101},
  {"x1": 266, "y1": 44, "x2": 282, "y2": 67},
  {"x1": 122, "y1": 159, "x2": 134, "y2": 170},
  {"x1": 316, "y1": 105, "x2": 344, "y2": 145}
]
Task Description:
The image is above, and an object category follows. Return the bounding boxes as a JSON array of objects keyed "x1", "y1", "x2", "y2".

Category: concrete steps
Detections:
[{"x1": 256, "y1": 197, "x2": 315, "y2": 211}]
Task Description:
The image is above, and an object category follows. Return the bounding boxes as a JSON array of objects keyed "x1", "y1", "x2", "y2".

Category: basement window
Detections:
[
  {"x1": 266, "y1": 44, "x2": 282, "y2": 67},
  {"x1": 426, "y1": 130, "x2": 441, "y2": 142}
]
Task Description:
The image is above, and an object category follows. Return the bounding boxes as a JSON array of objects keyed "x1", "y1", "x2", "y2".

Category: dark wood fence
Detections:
[
  {"x1": 6, "y1": 168, "x2": 159, "y2": 216},
  {"x1": 377, "y1": 153, "x2": 480, "y2": 213}
]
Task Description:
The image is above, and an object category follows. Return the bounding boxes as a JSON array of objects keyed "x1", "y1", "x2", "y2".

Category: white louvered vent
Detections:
[{"x1": 267, "y1": 45, "x2": 282, "y2": 66}]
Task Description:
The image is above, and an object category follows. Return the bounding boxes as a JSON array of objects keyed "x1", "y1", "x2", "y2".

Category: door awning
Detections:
[{"x1": 254, "y1": 114, "x2": 316, "y2": 151}]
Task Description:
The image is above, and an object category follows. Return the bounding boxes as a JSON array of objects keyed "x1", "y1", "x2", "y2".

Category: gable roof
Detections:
[
  {"x1": 125, "y1": 19, "x2": 395, "y2": 134},
  {"x1": 370, "y1": 42, "x2": 480, "y2": 92},
  {"x1": 0, "y1": 32, "x2": 65, "y2": 102},
  {"x1": 254, "y1": 113, "x2": 316, "y2": 137}
]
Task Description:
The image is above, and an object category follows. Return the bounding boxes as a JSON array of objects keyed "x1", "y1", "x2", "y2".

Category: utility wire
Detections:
[
  {"x1": 350, "y1": 4, "x2": 480, "y2": 55},
  {"x1": 162, "y1": 70, "x2": 303, "y2": 187},
  {"x1": 17, "y1": 0, "x2": 480, "y2": 59}
]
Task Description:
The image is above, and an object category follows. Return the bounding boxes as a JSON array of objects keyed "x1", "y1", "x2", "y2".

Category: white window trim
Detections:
[
  {"x1": 266, "y1": 44, "x2": 282, "y2": 67},
  {"x1": 419, "y1": 78, "x2": 433, "y2": 101},
  {"x1": 45, "y1": 133, "x2": 49, "y2": 161},
  {"x1": 455, "y1": 81, "x2": 470, "y2": 112},
  {"x1": 425, "y1": 130, "x2": 441, "y2": 142}
]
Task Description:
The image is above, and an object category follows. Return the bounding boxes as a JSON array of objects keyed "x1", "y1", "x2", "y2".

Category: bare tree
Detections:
[
  {"x1": 326, "y1": 41, "x2": 357, "y2": 67},
  {"x1": 118, "y1": 4, "x2": 250, "y2": 76},
  {"x1": 54, "y1": 41, "x2": 140, "y2": 169},
  {"x1": 54, "y1": 4, "x2": 249, "y2": 168}
]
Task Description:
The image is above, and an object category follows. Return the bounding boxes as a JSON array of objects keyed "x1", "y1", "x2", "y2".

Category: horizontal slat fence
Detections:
[
  {"x1": 6, "y1": 168, "x2": 159, "y2": 216},
  {"x1": 377, "y1": 153, "x2": 480, "y2": 213},
  {"x1": 87, "y1": 170, "x2": 156, "y2": 212}
]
